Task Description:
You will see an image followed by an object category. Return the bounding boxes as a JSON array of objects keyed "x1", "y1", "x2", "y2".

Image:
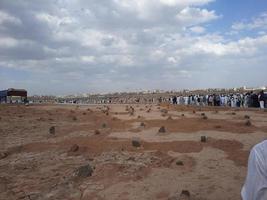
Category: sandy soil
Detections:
[{"x1": 0, "y1": 104, "x2": 267, "y2": 200}]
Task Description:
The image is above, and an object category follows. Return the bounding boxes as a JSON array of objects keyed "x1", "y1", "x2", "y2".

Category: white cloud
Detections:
[
  {"x1": 0, "y1": 37, "x2": 36, "y2": 49},
  {"x1": 176, "y1": 7, "x2": 219, "y2": 26},
  {"x1": 113, "y1": 0, "x2": 159, "y2": 20},
  {"x1": 150, "y1": 50, "x2": 166, "y2": 60},
  {"x1": 188, "y1": 35, "x2": 267, "y2": 56},
  {"x1": 232, "y1": 12, "x2": 267, "y2": 31},
  {"x1": 225, "y1": 30, "x2": 238, "y2": 36},
  {"x1": 113, "y1": 0, "x2": 218, "y2": 22},
  {"x1": 232, "y1": 22, "x2": 246, "y2": 31},
  {"x1": 1, "y1": 0, "x2": 267, "y2": 94},
  {"x1": 99, "y1": 54, "x2": 134, "y2": 66},
  {"x1": 160, "y1": 0, "x2": 214, "y2": 7},
  {"x1": 162, "y1": 69, "x2": 192, "y2": 79},
  {"x1": 36, "y1": 13, "x2": 76, "y2": 27},
  {"x1": 55, "y1": 57, "x2": 76, "y2": 63},
  {"x1": 0, "y1": 10, "x2": 21, "y2": 25},
  {"x1": 0, "y1": 37, "x2": 18, "y2": 48},
  {"x1": 80, "y1": 56, "x2": 95, "y2": 63},
  {"x1": 193, "y1": 42, "x2": 239, "y2": 56},
  {"x1": 258, "y1": 31, "x2": 266, "y2": 35},
  {"x1": 167, "y1": 56, "x2": 179, "y2": 64},
  {"x1": 190, "y1": 26, "x2": 206, "y2": 33}
]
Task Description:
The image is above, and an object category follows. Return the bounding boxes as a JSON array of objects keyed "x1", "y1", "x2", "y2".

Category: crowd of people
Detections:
[{"x1": 170, "y1": 90, "x2": 266, "y2": 109}]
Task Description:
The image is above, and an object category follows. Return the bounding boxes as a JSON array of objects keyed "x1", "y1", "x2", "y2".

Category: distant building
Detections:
[
  {"x1": 0, "y1": 88, "x2": 27, "y2": 103},
  {"x1": 243, "y1": 86, "x2": 266, "y2": 91}
]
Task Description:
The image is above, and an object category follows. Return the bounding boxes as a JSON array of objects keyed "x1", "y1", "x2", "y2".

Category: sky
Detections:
[{"x1": 0, "y1": 0, "x2": 267, "y2": 95}]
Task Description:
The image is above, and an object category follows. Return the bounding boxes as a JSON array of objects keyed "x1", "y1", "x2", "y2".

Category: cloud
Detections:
[
  {"x1": 167, "y1": 56, "x2": 179, "y2": 64},
  {"x1": 0, "y1": 10, "x2": 21, "y2": 25},
  {"x1": 160, "y1": 0, "x2": 214, "y2": 7},
  {"x1": 36, "y1": 13, "x2": 76, "y2": 27},
  {"x1": 232, "y1": 12, "x2": 267, "y2": 31},
  {"x1": 80, "y1": 56, "x2": 95, "y2": 63},
  {"x1": 0, "y1": 0, "x2": 266, "y2": 95},
  {"x1": 190, "y1": 26, "x2": 206, "y2": 33},
  {"x1": 0, "y1": 37, "x2": 18, "y2": 48},
  {"x1": 112, "y1": 0, "x2": 218, "y2": 24},
  {"x1": 178, "y1": 35, "x2": 267, "y2": 56},
  {"x1": 176, "y1": 7, "x2": 219, "y2": 26}
]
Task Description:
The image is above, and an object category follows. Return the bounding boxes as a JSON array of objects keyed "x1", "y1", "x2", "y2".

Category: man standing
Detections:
[
  {"x1": 241, "y1": 140, "x2": 267, "y2": 200},
  {"x1": 172, "y1": 96, "x2": 177, "y2": 105},
  {"x1": 258, "y1": 91, "x2": 265, "y2": 109}
]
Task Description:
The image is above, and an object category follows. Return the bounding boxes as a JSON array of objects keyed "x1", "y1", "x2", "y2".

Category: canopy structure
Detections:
[{"x1": 0, "y1": 88, "x2": 27, "y2": 103}]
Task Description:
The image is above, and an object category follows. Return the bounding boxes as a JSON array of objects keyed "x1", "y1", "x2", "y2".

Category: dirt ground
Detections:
[{"x1": 0, "y1": 103, "x2": 267, "y2": 200}]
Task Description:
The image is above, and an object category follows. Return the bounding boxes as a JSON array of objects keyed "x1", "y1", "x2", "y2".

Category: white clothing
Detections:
[
  {"x1": 231, "y1": 99, "x2": 235, "y2": 107},
  {"x1": 184, "y1": 97, "x2": 189, "y2": 105},
  {"x1": 260, "y1": 101, "x2": 265, "y2": 109},
  {"x1": 242, "y1": 140, "x2": 267, "y2": 200}
]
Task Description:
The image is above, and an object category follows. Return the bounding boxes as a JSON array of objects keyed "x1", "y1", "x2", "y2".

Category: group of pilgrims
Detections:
[{"x1": 169, "y1": 90, "x2": 266, "y2": 109}]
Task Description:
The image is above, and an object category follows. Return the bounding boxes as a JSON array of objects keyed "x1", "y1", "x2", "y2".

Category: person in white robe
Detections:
[{"x1": 241, "y1": 140, "x2": 267, "y2": 200}]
